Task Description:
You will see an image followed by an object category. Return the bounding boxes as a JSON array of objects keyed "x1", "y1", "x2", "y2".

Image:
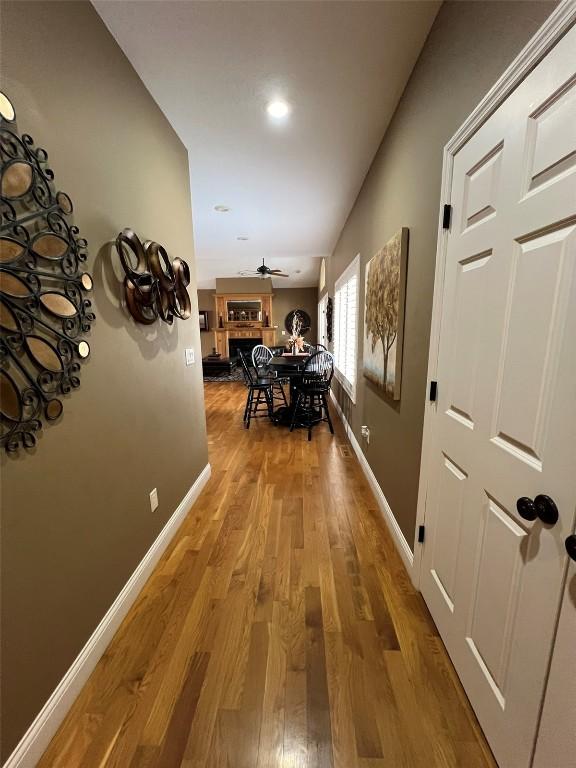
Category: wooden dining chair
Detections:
[
  {"x1": 251, "y1": 344, "x2": 288, "y2": 407},
  {"x1": 251, "y1": 344, "x2": 272, "y2": 370},
  {"x1": 290, "y1": 350, "x2": 335, "y2": 440},
  {"x1": 238, "y1": 350, "x2": 274, "y2": 429}
]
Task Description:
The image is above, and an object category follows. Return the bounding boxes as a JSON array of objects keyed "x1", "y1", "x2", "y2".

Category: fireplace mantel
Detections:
[{"x1": 212, "y1": 292, "x2": 276, "y2": 357}]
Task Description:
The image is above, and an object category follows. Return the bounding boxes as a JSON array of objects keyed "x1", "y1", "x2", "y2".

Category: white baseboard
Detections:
[
  {"x1": 3, "y1": 463, "x2": 212, "y2": 768},
  {"x1": 330, "y1": 392, "x2": 414, "y2": 574}
]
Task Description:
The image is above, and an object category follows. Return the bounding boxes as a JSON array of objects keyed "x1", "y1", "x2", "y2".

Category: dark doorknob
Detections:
[
  {"x1": 565, "y1": 535, "x2": 576, "y2": 562},
  {"x1": 516, "y1": 495, "x2": 559, "y2": 525}
]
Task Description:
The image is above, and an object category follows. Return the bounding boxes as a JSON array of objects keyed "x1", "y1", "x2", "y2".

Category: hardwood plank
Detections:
[
  {"x1": 323, "y1": 631, "x2": 358, "y2": 768},
  {"x1": 256, "y1": 603, "x2": 286, "y2": 768},
  {"x1": 305, "y1": 587, "x2": 334, "y2": 768},
  {"x1": 283, "y1": 669, "x2": 308, "y2": 768},
  {"x1": 139, "y1": 651, "x2": 209, "y2": 768}
]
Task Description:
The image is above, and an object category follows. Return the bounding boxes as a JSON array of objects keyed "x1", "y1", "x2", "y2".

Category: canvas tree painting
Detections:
[{"x1": 363, "y1": 228, "x2": 409, "y2": 400}]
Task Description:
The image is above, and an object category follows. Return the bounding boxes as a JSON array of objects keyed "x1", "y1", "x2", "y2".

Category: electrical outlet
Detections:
[
  {"x1": 149, "y1": 488, "x2": 159, "y2": 512},
  {"x1": 281, "y1": 330, "x2": 286, "y2": 335},
  {"x1": 361, "y1": 425, "x2": 370, "y2": 444},
  {"x1": 185, "y1": 348, "x2": 195, "y2": 366}
]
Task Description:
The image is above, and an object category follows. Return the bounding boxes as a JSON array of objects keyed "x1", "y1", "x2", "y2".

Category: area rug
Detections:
[{"x1": 203, "y1": 368, "x2": 244, "y2": 383}]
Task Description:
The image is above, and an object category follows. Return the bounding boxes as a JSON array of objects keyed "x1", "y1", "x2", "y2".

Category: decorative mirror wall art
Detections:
[
  {"x1": 114, "y1": 228, "x2": 191, "y2": 325},
  {"x1": 0, "y1": 92, "x2": 95, "y2": 453}
]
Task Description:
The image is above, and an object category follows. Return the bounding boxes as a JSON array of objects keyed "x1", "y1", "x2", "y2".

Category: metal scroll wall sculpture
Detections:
[
  {"x1": 326, "y1": 296, "x2": 333, "y2": 343},
  {"x1": 0, "y1": 92, "x2": 95, "y2": 453},
  {"x1": 114, "y1": 228, "x2": 191, "y2": 325}
]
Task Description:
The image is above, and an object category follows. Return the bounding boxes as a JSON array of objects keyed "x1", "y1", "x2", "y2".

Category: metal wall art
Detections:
[
  {"x1": 0, "y1": 92, "x2": 95, "y2": 453},
  {"x1": 326, "y1": 296, "x2": 333, "y2": 343},
  {"x1": 114, "y1": 228, "x2": 191, "y2": 325}
]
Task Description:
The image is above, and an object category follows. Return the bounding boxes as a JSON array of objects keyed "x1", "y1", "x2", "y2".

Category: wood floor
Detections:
[{"x1": 38, "y1": 382, "x2": 496, "y2": 768}]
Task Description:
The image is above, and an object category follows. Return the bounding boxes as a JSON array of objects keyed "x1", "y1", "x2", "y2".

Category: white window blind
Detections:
[{"x1": 334, "y1": 254, "x2": 360, "y2": 402}]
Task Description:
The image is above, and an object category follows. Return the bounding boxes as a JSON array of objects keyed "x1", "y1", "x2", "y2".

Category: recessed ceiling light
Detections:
[
  {"x1": 266, "y1": 100, "x2": 290, "y2": 119},
  {"x1": 237, "y1": 236, "x2": 249, "y2": 241},
  {"x1": 214, "y1": 204, "x2": 230, "y2": 212}
]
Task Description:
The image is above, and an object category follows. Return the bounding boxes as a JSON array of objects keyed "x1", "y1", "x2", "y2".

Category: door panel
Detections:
[
  {"x1": 421, "y1": 25, "x2": 576, "y2": 768},
  {"x1": 447, "y1": 249, "x2": 492, "y2": 429},
  {"x1": 462, "y1": 142, "x2": 503, "y2": 230},
  {"x1": 429, "y1": 453, "x2": 468, "y2": 612},
  {"x1": 525, "y1": 74, "x2": 576, "y2": 193},
  {"x1": 466, "y1": 494, "x2": 527, "y2": 709},
  {"x1": 493, "y1": 228, "x2": 572, "y2": 466}
]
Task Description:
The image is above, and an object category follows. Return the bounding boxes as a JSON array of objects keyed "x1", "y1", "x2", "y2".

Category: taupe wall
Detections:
[
  {"x1": 0, "y1": 0, "x2": 208, "y2": 758},
  {"x1": 323, "y1": 0, "x2": 556, "y2": 546},
  {"x1": 215, "y1": 276, "x2": 272, "y2": 294},
  {"x1": 273, "y1": 287, "x2": 318, "y2": 346}
]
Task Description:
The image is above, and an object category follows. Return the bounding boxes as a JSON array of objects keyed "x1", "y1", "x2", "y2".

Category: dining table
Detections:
[{"x1": 265, "y1": 353, "x2": 310, "y2": 425}]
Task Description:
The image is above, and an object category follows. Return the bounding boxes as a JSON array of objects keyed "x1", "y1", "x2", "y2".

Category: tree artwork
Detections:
[{"x1": 363, "y1": 228, "x2": 408, "y2": 400}]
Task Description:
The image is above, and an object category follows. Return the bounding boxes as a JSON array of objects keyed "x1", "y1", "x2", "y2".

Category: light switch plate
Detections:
[
  {"x1": 150, "y1": 488, "x2": 159, "y2": 512},
  {"x1": 185, "y1": 348, "x2": 195, "y2": 366}
]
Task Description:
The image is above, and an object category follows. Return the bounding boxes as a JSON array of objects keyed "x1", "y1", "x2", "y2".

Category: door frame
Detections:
[{"x1": 413, "y1": 0, "x2": 576, "y2": 588}]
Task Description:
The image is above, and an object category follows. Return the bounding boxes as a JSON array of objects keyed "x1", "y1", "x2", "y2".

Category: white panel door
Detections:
[{"x1": 421, "y1": 26, "x2": 576, "y2": 768}]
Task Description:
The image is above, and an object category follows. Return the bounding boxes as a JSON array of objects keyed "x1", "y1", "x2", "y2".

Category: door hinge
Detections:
[
  {"x1": 429, "y1": 380, "x2": 438, "y2": 402},
  {"x1": 442, "y1": 204, "x2": 452, "y2": 230},
  {"x1": 418, "y1": 525, "x2": 425, "y2": 544}
]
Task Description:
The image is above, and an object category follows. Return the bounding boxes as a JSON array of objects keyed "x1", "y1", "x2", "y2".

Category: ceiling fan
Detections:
[{"x1": 239, "y1": 258, "x2": 289, "y2": 279}]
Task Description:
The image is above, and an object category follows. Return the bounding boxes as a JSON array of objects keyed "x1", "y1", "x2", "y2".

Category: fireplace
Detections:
[{"x1": 228, "y1": 337, "x2": 262, "y2": 361}]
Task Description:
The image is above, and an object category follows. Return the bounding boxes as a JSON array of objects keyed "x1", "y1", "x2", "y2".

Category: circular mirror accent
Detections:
[
  {"x1": 284, "y1": 309, "x2": 311, "y2": 334},
  {"x1": 1, "y1": 160, "x2": 33, "y2": 198},
  {"x1": 0, "y1": 237, "x2": 25, "y2": 263},
  {"x1": 80, "y1": 272, "x2": 93, "y2": 291},
  {"x1": 0, "y1": 371, "x2": 21, "y2": 421},
  {"x1": 0, "y1": 271, "x2": 31, "y2": 297},
  {"x1": 26, "y1": 336, "x2": 63, "y2": 373},
  {"x1": 0, "y1": 92, "x2": 15, "y2": 122},
  {"x1": 39, "y1": 292, "x2": 78, "y2": 318},
  {"x1": 0, "y1": 303, "x2": 18, "y2": 331},
  {"x1": 56, "y1": 191, "x2": 73, "y2": 214},
  {"x1": 45, "y1": 399, "x2": 63, "y2": 421},
  {"x1": 32, "y1": 233, "x2": 68, "y2": 260},
  {"x1": 77, "y1": 340, "x2": 90, "y2": 358}
]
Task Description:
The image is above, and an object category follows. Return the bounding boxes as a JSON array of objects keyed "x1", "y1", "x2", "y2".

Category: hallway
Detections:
[{"x1": 38, "y1": 383, "x2": 495, "y2": 767}]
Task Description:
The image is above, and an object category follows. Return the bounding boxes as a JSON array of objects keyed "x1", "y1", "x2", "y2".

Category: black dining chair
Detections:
[
  {"x1": 238, "y1": 349, "x2": 274, "y2": 429},
  {"x1": 251, "y1": 344, "x2": 288, "y2": 407},
  {"x1": 251, "y1": 343, "x2": 272, "y2": 370},
  {"x1": 290, "y1": 350, "x2": 335, "y2": 440}
]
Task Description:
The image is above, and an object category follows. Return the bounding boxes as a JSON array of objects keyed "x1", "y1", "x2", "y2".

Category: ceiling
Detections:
[{"x1": 94, "y1": 0, "x2": 440, "y2": 289}]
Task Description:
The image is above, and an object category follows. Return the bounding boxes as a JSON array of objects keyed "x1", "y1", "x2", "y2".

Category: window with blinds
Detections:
[{"x1": 334, "y1": 254, "x2": 360, "y2": 402}]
